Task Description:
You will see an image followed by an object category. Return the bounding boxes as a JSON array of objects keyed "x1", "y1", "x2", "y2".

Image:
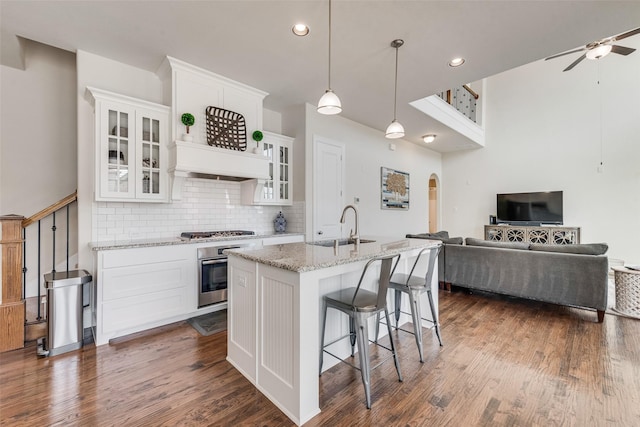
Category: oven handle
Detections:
[{"x1": 201, "y1": 258, "x2": 228, "y2": 266}]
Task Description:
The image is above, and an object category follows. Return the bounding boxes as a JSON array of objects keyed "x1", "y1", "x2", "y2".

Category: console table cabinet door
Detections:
[{"x1": 484, "y1": 225, "x2": 580, "y2": 245}]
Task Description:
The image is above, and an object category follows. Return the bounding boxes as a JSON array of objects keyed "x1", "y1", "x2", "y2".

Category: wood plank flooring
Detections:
[{"x1": 2, "y1": 289, "x2": 639, "y2": 426}]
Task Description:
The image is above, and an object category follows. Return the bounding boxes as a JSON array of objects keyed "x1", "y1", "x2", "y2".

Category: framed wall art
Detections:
[{"x1": 381, "y1": 166, "x2": 410, "y2": 210}]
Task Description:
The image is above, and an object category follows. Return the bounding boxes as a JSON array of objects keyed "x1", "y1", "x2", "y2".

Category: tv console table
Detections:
[{"x1": 484, "y1": 225, "x2": 581, "y2": 245}]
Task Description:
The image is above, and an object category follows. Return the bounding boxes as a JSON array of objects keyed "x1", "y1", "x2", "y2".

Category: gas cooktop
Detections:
[{"x1": 180, "y1": 230, "x2": 255, "y2": 240}]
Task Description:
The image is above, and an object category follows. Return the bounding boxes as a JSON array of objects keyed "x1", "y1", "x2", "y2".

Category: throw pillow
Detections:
[
  {"x1": 441, "y1": 236, "x2": 463, "y2": 245},
  {"x1": 465, "y1": 237, "x2": 530, "y2": 250},
  {"x1": 406, "y1": 230, "x2": 450, "y2": 239},
  {"x1": 529, "y1": 243, "x2": 608, "y2": 255}
]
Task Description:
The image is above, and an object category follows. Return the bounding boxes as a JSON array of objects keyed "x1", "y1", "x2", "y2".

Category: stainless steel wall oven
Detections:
[{"x1": 197, "y1": 244, "x2": 249, "y2": 308}]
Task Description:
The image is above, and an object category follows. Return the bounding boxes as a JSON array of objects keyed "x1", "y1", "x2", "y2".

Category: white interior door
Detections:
[{"x1": 312, "y1": 136, "x2": 344, "y2": 241}]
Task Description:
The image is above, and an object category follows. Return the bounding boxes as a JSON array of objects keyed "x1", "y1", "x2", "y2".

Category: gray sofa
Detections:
[
  {"x1": 406, "y1": 231, "x2": 463, "y2": 285},
  {"x1": 407, "y1": 233, "x2": 609, "y2": 322}
]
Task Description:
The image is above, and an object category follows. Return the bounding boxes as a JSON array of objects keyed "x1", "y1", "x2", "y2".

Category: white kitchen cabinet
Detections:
[
  {"x1": 93, "y1": 245, "x2": 193, "y2": 345},
  {"x1": 241, "y1": 131, "x2": 293, "y2": 205},
  {"x1": 88, "y1": 87, "x2": 170, "y2": 202}
]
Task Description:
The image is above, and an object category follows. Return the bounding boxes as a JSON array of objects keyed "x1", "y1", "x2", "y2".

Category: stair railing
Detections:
[{"x1": 21, "y1": 191, "x2": 78, "y2": 321}]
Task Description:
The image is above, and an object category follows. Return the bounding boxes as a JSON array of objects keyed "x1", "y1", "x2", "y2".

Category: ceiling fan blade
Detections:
[
  {"x1": 545, "y1": 47, "x2": 586, "y2": 61},
  {"x1": 611, "y1": 45, "x2": 636, "y2": 56},
  {"x1": 563, "y1": 53, "x2": 587, "y2": 72},
  {"x1": 613, "y1": 27, "x2": 640, "y2": 42}
]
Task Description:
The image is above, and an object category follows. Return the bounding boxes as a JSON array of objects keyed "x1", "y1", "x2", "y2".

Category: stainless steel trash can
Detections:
[{"x1": 44, "y1": 269, "x2": 92, "y2": 356}]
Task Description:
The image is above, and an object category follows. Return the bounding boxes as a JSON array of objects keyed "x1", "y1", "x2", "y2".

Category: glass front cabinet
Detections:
[
  {"x1": 241, "y1": 131, "x2": 293, "y2": 206},
  {"x1": 88, "y1": 87, "x2": 169, "y2": 202}
]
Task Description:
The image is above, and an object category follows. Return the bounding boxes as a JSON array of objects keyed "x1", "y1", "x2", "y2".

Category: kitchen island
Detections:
[{"x1": 226, "y1": 237, "x2": 441, "y2": 425}]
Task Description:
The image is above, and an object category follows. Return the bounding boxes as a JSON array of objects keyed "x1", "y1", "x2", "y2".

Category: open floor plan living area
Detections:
[{"x1": 1, "y1": 1, "x2": 639, "y2": 425}]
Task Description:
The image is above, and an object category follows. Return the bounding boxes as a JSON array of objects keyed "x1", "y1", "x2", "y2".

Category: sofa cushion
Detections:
[
  {"x1": 406, "y1": 232, "x2": 462, "y2": 245},
  {"x1": 442, "y1": 236, "x2": 463, "y2": 245},
  {"x1": 529, "y1": 243, "x2": 608, "y2": 255},
  {"x1": 406, "y1": 230, "x2": 449, "y2": 239},
  {"x1": 465, "y1": 237, "x2": 530, "y2": 250}
]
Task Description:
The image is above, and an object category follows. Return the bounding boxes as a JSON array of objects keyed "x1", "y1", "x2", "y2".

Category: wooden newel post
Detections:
[{"x1": 1, "y1": 214, "x2": 25, "y2": 352}]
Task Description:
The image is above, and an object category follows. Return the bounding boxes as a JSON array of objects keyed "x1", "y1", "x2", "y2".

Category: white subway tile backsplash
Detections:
[{"x1": 92, "y1": 178, "x2": 305, "y2": 241}]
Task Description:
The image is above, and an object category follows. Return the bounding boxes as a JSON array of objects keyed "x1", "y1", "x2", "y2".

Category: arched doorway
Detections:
[{"x1": 428, "y1": 174, "x2": 439, "y2": 232}]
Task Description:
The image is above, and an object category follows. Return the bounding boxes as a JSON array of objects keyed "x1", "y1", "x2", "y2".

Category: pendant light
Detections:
[
  {"x1": 385, "y1": 39, "x2": 405, "y2": 139},
  {"x1": 317, "y1": 0, "x2": 342, "y2": 115}
]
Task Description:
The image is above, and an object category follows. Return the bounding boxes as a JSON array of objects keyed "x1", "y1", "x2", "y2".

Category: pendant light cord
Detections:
[
  {"x1": 328, "y1": 0, "x2": 332, "y2": 90},
  {"x1": 598, "y1": 61, "x2": 603, "y2": 167},
  {"x1": 393, "y1": 45, "x2": 399, "y2": 120}
]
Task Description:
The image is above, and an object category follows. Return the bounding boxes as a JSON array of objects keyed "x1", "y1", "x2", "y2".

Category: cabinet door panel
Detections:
[
  {"x1": 101, "y1": 287, "x2": 187, "y2": 333},
  {"x1": 99, "y1": 102, "x2": 136, "y2": 199},
  {"x1": 102, "y1": 260, "x2": 188, "y2": 301},
  {"x1": 240, "y1": 132, "x2": 293, "y2": 205},
  {"x1": 136, "y1": 109, "x2": 167, "y2": 200}
]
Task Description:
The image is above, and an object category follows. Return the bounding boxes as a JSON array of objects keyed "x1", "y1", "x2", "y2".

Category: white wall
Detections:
[
  {"x1": 1, "y1": 40, "x2": 77, "y2": 299},
  {"x1": 300, "y1": 103, "x2": 442, "y2": 240},
  {"x1": 1, "y1": 40, "x2": 76, "y2": 217},
  {"x1": 442, "y1": 44, "x2": 640, "y2": 263}
]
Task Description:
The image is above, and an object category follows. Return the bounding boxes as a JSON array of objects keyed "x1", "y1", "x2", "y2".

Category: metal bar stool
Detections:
[
  {"x1": 379, "y1": 244, "x2": 443, "y2": 363},
  {"x1": 319, "y1": 254, "x2": 402, "y2": 409}
]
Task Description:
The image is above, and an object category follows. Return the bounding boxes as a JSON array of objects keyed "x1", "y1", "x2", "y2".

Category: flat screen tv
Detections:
[{"x1": 496, "y1": 191, "x2": 563, "y2": 225}]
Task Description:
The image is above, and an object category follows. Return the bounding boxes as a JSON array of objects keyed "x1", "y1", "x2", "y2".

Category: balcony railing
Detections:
[{"x1": 437, "y1": 84, "x2": 479, "y2": 123}]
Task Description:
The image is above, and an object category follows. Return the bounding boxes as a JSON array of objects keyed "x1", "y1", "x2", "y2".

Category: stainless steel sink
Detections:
[{"x1": 310, "y1": 238, "x2": 376, "y2": 247}]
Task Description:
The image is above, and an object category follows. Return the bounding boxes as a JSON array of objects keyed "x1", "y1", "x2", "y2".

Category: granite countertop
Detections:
[
  {"x1": 226, "y1": 236, "x2": 441, "y2": 273},
  {"x1": 90, "y1": 232, "x2": 304, "y2": 251}
]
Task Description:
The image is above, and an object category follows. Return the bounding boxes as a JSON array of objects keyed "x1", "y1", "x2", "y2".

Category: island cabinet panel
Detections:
[
  {"x1": 260, "y1": 275, "x2": 295, "y2": 386},
  {"x1": 257, "y1": 265, "x2": 310, "y2": 421},
  {"x1": 94, "y1": 245, "x2": 194, "y2": 345},
  {"x1": 227, "y1": 256, "x2": 257, "y2": 381}
]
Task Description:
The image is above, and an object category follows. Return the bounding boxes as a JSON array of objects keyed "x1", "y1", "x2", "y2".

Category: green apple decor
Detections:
[
  {"x1": 181, "y1": 113, "x2": 195, "y2": 141},
  {"x1": 252, "y1": 130, "x2": 264, "y2": 153}
]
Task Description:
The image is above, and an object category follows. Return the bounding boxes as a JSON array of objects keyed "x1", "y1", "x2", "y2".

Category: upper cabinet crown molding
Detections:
[{"x1": 86, "y1": 86, "x2": 170, "y2": 112}]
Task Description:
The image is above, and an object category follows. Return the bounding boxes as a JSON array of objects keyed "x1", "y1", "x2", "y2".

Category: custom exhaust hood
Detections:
[{"x1": 168, "y1": 141, "x2": 270, "y2": 200}]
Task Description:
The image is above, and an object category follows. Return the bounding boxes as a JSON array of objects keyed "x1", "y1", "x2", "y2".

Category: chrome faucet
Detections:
[{"x1": 340, "y1": 204, "x2": 360, "y2": 245}]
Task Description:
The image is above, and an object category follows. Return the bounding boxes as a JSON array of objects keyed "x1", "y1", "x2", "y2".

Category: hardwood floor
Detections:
[{"x1": 2, "y1": 290, "x2": 639, "y2": 426}]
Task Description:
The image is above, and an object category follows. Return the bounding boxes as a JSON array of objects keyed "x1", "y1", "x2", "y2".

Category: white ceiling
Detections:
[{"x1": 2, "y1": 1, "x2": 639, "y2": 152}]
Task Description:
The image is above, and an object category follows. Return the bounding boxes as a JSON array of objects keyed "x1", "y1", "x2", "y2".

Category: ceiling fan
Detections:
[{"x1": 545, "y1": 27, "x2": 640, "y2": 72}]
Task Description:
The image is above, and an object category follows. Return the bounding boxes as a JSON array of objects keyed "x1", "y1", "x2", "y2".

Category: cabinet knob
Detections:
[{"x1": 318, "y1": 231, "x2": 323, "y2": 235}]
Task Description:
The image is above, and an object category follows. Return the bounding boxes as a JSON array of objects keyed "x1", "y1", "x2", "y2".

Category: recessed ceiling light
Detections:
[
  {"x1": 422, "y1": 134, "x2": 436, "y2": 143},
  {"x1": 292, "y1": 23, "x2": 309, "y2": 36},
  {"x1": 449, "y1": 57, "x2": 465, "y2": 67}
]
